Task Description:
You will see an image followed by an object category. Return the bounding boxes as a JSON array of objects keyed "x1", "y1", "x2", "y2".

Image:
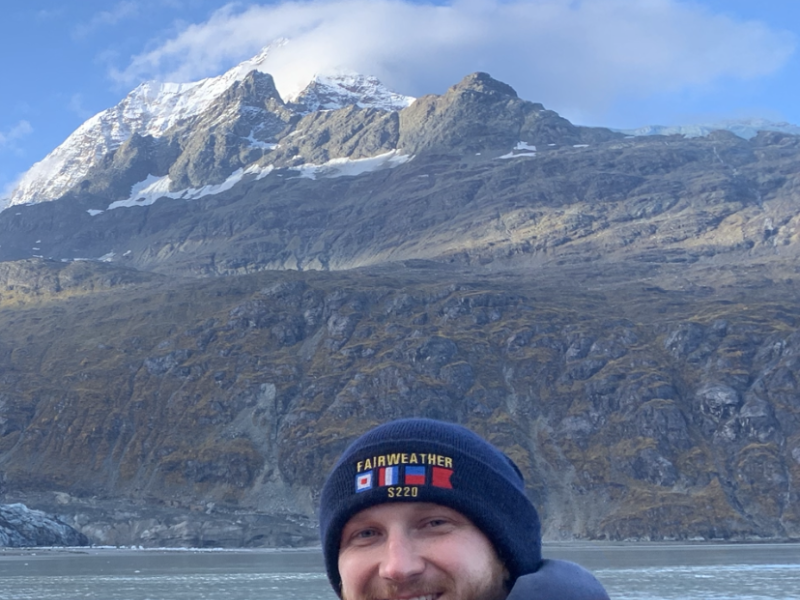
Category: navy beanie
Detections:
[{"x1": 319, "y1": 418, "x2": 542, "y2": 595}]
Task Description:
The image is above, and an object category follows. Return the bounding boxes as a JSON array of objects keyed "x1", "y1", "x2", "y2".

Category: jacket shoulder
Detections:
[{"x1": 507, "y1": 559, "x2": 610, "y2": 600}]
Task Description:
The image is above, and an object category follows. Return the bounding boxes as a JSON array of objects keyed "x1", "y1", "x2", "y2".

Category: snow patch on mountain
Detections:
[
  {"x1": 289, "y1": 150, "x2": 412, "y2": 179},
  {"x1": 104, "y1": 151, "x2": 410, "y2": 211},
  {"x1": 291, "y1": 72, "x2": 415, "y2": 113},
  {"x1": 106, "y1": 164, "x2": 272, "y2": 211},
  {"x1": 244, "y1": 130, "x2": 279, "y2": 150},
  {"x1": 498, "y1": 142, "x2": 537, "y2": 159}
]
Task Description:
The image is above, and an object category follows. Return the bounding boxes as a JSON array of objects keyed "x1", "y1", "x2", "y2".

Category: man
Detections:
[{"x1": 320, "y1": 418, "x2": 610, "y2": 600}]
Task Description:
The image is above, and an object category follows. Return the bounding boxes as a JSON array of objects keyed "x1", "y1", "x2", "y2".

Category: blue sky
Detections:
[{"x1": 2, "y1": 0, "x2": 799, "y2": 198}]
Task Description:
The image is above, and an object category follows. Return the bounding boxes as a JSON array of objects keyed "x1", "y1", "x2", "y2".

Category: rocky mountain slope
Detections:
[
  {"x1": 1, "y1": 503, "x2": 88, "y2": 547},
  {"x1": 1, "y1": 59, "x2": 799, "y2": 547},
  {"x1": 1, "y1": 259, "x2": 799, "y2": 546}
]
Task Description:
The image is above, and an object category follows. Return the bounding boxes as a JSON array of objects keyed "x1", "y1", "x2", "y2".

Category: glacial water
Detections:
[{"x1": 0, "y1": 543, "x2": 798, "y2": 599}]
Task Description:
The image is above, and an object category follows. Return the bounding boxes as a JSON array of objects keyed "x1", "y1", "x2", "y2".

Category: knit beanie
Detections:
[{"x1": 319, "y1": 418, "x2": 542, "y2": 595}]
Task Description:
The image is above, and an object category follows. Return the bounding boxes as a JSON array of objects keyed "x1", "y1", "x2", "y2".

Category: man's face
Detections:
[{"x1": 338, "y1": 502, "x2": 509, "y2": 600}]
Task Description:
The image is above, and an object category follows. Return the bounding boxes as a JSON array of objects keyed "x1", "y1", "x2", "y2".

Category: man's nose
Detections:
[{"x1": 378, "y1": 530, "x2": 426, "y2": 581}]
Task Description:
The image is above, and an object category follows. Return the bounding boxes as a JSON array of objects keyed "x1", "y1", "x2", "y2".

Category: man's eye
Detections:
[
  {"x1": 349, "y1": 528, "x2": 379, "y2": 543},
  {"x1": 424, "y1": 518, "x2": 450, "y2": 528}
]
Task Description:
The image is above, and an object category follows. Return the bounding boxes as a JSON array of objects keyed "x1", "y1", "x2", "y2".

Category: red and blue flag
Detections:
[{"x1": 404, "y1": 466, "x2": 426, "y2": 485}]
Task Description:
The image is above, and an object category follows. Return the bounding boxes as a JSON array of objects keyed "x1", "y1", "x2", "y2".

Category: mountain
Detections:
[
  {"x1": 0, "y1": 69, "x2": 622, "y2": 272},
  {"x1": 2, "y1": 43, "x2": 412, "y2": 210},
  {"x1": 1, "y1": 49, "x2": 800, "y2": 548}
]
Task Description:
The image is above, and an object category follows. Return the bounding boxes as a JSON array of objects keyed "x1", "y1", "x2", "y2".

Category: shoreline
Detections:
[{"x1": 3, "y1": 539, "x2": 800, "y2": 559}]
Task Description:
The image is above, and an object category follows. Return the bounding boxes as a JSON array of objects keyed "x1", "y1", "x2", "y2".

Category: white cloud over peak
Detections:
[
  {"x1": 0, "y1": 121, "x2": 33, "y2": 203},
  {"x1": 111, "y1": 0, "x2": 796, "y2": 124},
  {"x1": 0, "y1": 120, "x2": 33, "y2": 149},
  {"x1": 68, "y1": 94, "x2": 95, "y2": 120}
]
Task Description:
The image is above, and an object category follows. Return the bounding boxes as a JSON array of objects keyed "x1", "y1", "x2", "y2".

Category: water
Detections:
[
  {"x1": 0, "y1": 543, "x2": 798, "y2": 599},
  {"x1": 545, "y1": 543, "x2": 800, "y2": 600}
]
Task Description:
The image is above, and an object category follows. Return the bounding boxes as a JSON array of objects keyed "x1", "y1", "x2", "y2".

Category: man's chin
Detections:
[
  {"x1": 364, "y1": 594, "x2": 443, "y2": 600},
  {"x1": 346, "y1": 586, "x2": 444, "y2": 600},
  {"x1": 344, "y1": 580, "x2": 507, "y2": 600}
]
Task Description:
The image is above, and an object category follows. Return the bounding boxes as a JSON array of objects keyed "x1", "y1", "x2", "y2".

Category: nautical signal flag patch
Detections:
[
  {"x1": 379, "y1": 466, "x2": 399, "y2": 486},
  {"x1": 356, "y1": 470, "x2": 373, "y2": 492},
  {"x1": 353, "y1": 452, "x2": 456, "y2": 494},
  {"x1": 432, "y1": 466, "x2": 453, "y2": 489},
  {"x1": 404, "y1": 466, "x2": 426, "y2": 485},
  {"x1": 353, "y1": 462, "x2": 454, "y2": 493}
]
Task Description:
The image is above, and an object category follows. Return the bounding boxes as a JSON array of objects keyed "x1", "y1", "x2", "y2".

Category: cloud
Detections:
[
  {"x1": 67, "y1": 94, "x2": 94, "y2": 121},
  {"x1": 0, "y1": 121, "x2": 33, "y2": 203},
  {"x1": 110, "y1": 0, "x2": 796, "y2": 124},
  {"x1": 73, "y1": 1, "x2": 141, "y2": 39},
  {"x1": 0, "y1": 120, "x2": 33, "y2": 149}
]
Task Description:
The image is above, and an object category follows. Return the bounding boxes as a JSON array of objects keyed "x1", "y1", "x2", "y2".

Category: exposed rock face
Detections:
[
  {"x1": 166, "y1": 71, "x2": 295, "y2": 191},
  {"x1": 268, "y1": 104, "x2": 401, "y2": 166},
  {"x1": 0, "y1": 503, "x2": 88, "y2": 547},
  {"x1": 398, "y1": 72, "x2": 616, "y2": 153},
  {"x1": 0, "y1": 261, "x2": 799, "y2": 546},
  {"x1": 76, "y1": 134, "x2": 181, "y2": 201},
  {"x1": 1, "y1": 70, "x2": 800, "y2": 547}
]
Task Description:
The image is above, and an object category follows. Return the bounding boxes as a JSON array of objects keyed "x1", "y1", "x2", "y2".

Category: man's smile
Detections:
[{"x1": 381, "y1": 594, "x2": 441, "y2": 600}]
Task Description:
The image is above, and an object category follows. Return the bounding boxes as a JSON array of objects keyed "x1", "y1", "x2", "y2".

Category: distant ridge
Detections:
[{"x1": 620, "y1": 118, "x2": 800, "y2": 140}]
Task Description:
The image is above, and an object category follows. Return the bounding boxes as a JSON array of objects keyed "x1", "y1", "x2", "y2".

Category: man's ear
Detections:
[{"x1": 502, "y1": 564, "x2": 511, "y2": 593}]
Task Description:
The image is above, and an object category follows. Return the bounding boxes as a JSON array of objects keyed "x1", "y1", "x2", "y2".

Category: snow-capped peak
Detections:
[
  {"x1": 2, "y1": 39, "x2": 413, "y2": 209},
  {"x1": 290, "y1": 72, "x2": 415, "y2": 113},
  {"x1": 4, "y1": 40, "x2": 291, "y2": 208}
]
